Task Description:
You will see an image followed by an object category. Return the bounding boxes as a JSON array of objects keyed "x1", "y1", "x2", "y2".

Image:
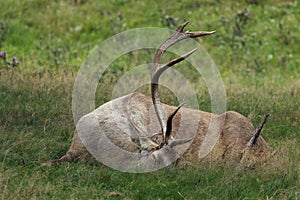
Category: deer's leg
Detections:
[{"x1": 42, "y1": 131, "x2": 92, "y2": 166}]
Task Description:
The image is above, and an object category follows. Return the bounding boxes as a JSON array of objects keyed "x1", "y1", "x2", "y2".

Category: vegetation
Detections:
[{"x1": 0, "y1": 0, "x2": 299, "y2": 199}]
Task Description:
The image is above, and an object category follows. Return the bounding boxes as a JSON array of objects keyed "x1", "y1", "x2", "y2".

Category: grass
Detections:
[{"x1": 0, "y1": 0, "x2": 299, "y2": 199}]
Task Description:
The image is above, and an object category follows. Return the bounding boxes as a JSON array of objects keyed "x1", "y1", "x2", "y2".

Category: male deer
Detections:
[{"x1": 44, "y1": 22, "x2": 271, "y2": 172}]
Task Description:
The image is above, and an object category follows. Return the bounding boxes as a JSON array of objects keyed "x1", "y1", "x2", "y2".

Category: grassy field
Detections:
[{"x1": 0, "y1": 0, "x2": 299, "y2": 199}]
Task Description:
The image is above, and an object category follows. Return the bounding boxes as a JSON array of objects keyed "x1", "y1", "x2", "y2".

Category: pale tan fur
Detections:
[{"x1": 44, "y1": 92, "x2": 270, "y2": 167}]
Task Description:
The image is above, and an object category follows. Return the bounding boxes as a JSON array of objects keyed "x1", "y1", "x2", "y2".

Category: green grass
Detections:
[{"x1": 0, "y1": 0, "x2": 299, "y2": 199}]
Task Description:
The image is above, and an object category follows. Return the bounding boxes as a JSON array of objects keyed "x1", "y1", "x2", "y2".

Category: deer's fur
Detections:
[
  {"x1": 45, "y1": 93, "x2": 270, "y2": 167},
  {"x1": 44, "y1": 22, "x2": 271, "y2": 168}
]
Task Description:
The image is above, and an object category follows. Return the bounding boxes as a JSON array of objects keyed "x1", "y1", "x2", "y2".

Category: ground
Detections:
[{"x1": 0, "y1": 0, "x2": 299, "y2": 199}]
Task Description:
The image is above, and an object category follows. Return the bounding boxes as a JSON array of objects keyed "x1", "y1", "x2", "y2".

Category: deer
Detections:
[{"x1": 44, "y1": 22, "x2": 272, "y2": 172}]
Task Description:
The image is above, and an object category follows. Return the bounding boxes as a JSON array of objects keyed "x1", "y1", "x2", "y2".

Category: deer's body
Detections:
[
  {"x1": 50, "y1": 92, "x2": 270, "y2": 167},
  {"x1": 44, "y1": 22, "x2": 271, "y2": 168}
]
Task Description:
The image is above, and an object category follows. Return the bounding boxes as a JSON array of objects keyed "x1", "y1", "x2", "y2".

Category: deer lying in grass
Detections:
[{"x1": 44, "y1": 22, "x2": 271, "y2": 170}]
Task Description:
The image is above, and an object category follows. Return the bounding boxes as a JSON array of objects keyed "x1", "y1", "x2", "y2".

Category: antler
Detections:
[
  {"x1": 151, "y1": 21, "x2": 215, "y2": 146},
  {"x1": 247, "y1": 114, "x2": 270, "y2": 147}
]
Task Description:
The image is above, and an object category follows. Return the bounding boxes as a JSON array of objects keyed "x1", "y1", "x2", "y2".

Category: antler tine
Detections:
[
  {"x1": 165, "y1": 102, "x2": 185, "y2": 145},
  {"x1": 152, "y1": 48, "x2": 197, "y2": 83},
  {"x1": 176, "y1": 21, "x2": 189, "y2": 32},
  {"x1": 248, "y1": 114, "x2": 270, "y2": 147},
  {"x1": 151, "y1": 21, "x2": 215, "y2": 147},
  {"x1": 185, "y1": 30, "x2": 216, "y2": 38}
]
